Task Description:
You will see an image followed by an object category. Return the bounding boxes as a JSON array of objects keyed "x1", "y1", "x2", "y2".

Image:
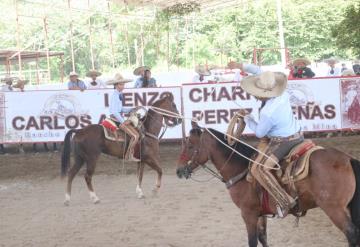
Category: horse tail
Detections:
[
  {"x1": 349, "y1": 158, "x2": 360, "y2": 229},
  {"x1": 61, "y1": 129, "x2": 78, "y2": 178}
]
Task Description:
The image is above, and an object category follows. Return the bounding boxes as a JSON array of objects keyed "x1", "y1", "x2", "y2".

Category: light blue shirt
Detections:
[
  {"x1": 109, "y1": 90, "x2": 133, "y2": 123},
  {"x1": 67, "y1": 80, "x2": 87, "y2": 90},
  {"x1": 244, "y1": 92, "x2": 300, "y2": 138},
  {"x1": 135, "y1": 77, "x2": 157, "y2": 88}
]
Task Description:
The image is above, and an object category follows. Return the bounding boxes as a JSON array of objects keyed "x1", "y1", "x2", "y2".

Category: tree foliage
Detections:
[{"x1": 332, "y1": 2, "x2": 360, "y2": 57}]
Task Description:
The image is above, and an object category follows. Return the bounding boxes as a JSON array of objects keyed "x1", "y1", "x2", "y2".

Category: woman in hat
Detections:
[
  {"x1": 107, "y1": 73, "x2": 139, "y2": 162},
  {"x1": 292, "y1": 58, "x2": 315, "y2": 78},
  {"x1": 241, "y1": 71, "x2": 303, "y2": 217},
  {"x1": 85, "y1": 70, "x2": 105, "y2": 89}
]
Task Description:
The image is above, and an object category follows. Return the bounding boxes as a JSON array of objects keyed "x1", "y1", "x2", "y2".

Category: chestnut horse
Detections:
[
  {"x1": 61, "y1": 94, "x2": 181, "y2": 205},
  {"x1": 176, "y1": 125, "x2": 360, "y2": 247}
]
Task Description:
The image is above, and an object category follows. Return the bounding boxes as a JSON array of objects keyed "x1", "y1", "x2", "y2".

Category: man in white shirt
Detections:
[
  {"x1": 85, "y1": 70, "x2": 106, "y2": 89},
  {"x1": 227, "y1": 61, "x2": 262, "y2": 82},
  {"x1": 192, "y1": 65, "x2": 211, "y2": 83},
  {"x1": 241, "y1": 71, "x2": 303, "y2": 217},
  {"x1": 326, "y1": 58, "x2": 341, "y2": 77}
]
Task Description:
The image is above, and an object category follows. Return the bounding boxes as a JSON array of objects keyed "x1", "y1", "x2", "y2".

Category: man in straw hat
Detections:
[
  {"x1": 325, "y1": 58, "x2": 341, "y2": 77},
  {"x1": 134, "y1": 66, "x2": 157, "y2": 88},
  {"x1": 107, "y1": 73, "x2": 140, "y2": 162},
  {"x1": 67, "y1": 71, "x2": 86, "y2": 91},
  {"x1": 1, "y1": 75, "x2": 15, "y2": 92},
  {"x1": 227, "y1": 61, "x2": 262, "y2": 82},
  {"x1": 240, "y1": 71, "x2": 303, "y2": 217},
  {"x1": 192, "y1": 65, "x2": 211, "y2": 83},
  {"x1": 85, "y1": 70, "x2": 105, "y2": 89},
  {"x1": 292, "y1": 58, "x2": 315, "y2": 78}
]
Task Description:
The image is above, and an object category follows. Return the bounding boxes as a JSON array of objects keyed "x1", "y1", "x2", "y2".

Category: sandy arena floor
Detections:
[{"x1": 1, "y1": 135, "x2": 360, "y2": 247}]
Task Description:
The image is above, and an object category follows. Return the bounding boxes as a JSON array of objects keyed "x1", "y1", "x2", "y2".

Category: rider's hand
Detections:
[{"x1": 237, "y1": 109, "x2": 249, "y2": 117}]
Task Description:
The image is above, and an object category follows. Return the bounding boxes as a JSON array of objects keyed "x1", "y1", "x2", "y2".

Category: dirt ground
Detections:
[{"x1": 1, "y1": 135, "x2": 360, "y2": 247}]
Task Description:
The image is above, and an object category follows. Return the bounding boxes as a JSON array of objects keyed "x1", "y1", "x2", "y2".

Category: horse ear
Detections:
[{"x1": 191, "y1": 120, "x2": 200, "y2": 129}]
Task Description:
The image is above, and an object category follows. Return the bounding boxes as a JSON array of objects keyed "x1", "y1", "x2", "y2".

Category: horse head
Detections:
[
  {"x1": 176, "y1": 121, "x2": 209, "y2": 179},
  {"x1": 154, "y1": 93, "x2": 182, "y2": 127}
]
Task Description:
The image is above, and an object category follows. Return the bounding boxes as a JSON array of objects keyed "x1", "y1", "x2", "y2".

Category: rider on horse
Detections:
[
  {"x1": 107, "y1": 73, "x2": 140, "y2": 162},
  {"x1": 241, "y1": 71, "x2": 303, "y2": 217}
]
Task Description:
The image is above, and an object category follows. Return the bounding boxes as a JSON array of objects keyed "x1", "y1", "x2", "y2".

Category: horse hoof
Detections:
[
  {"x1": 152, "y1": 188, "x2": 159, "y2": 196},
  {"x1": 64, "y1": 200, "x2": 70, "y2": 206},
  {"x1": 93, "y1": 198, "x2": 101, "y2": 204},
  {"x1": 137, "y1": 193, "x2": 145, "y2": 199}
]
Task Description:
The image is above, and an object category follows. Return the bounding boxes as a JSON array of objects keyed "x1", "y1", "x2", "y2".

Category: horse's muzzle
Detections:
[{"x1": 176, "y1": 165, "x2": 192, "y2": 179}]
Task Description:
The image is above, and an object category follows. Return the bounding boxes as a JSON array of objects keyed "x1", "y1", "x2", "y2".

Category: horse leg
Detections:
[
  {"x1": 136, "y1": 162, "x2": 145, "y2": 199},
  {"x1": 64, "y1": 155, "x2": 84, "y2": 206},
  {"x1": 84, "y1": 157, "x2": 100, "y2": 204},
  {"x1": 242, "y1": 211, "x2": 260, "y2": 247},
  {"x1": 146, "y1": 159, "x2": 162, "y2": 196},
  {"x1": 257, "y1": 216, "x2": 269, "y2": 247},
  {"x1": 322, "y1": 207, "x2": 359, "y2": 246}
]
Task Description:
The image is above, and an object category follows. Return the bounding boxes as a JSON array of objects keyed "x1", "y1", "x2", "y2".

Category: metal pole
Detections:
[
  {"x1": 107, "y1": 1, "x2": 115, "y2": 69},
  {"x1": 15, "y1": 0, "x2": 22, "y2": 77},
  {"x1": 88, "y1": 0, "x2": 95, "y2": 70},
  {"x1": 35, "y1": 55, "x2": 40, "y2": 84},
  {"x1": 60, "y1": 55, "x2": 64, "y2": 83},
  {"x1": 140, "y1": 22, "x2": 144, "y2": 66},
  {"x1": 68, "y1": 0, "x2": 76, "y2": 72},
  {"x1": 276, "y1": 0, "x2": 286, "y2": 68},
  {"x1": 43, "y1": 17, "x2": 51, "y2": 81}
]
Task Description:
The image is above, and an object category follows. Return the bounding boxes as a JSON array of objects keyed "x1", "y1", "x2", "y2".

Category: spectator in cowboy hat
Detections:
[
  {"x1": 192, "y1": 65, "x2": 211, "y2": 83},
  {"x1": 85, "y1": 69, "x2": 106, "y2": 89},
  {"x1": 134, "y1": 66, "x2": 157, "y2": 88},
  {"x1": 1, "y1": 75, "x2": 15, "y2": 91},
  {"x1": 325, "y1": 58, "x2": 341, "y2": 76},
  {"x1": 67, "y1": 71, "x2": 86, "y2": 91},
  {"x1": 12, "y1": 78, "x2": 28, "y2": 92},
  {"x1": 107, "y1": 73, "x2": 139, "y2": 162},
  {"x1": 292, "y1": 58, "x2": 315, "y2": 78}
]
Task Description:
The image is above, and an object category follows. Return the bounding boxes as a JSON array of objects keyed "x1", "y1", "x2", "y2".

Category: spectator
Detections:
[
  {"x1": 85, "y1": 70, "x2": 106, "y2": 89},
  {"x1": 12, "y1": 78, "x2": 28, "y2": 92},
  {"x1": 353, "y1": 60, "x2": 360, "y2": 75},
  {"x1": 292, "y1": 58, "x2": 315, "y2": 78},
  {"x1": 342, "y1": 69, "x2": 356, "y2": 76},
  {"x1": 135, "y1": 68, "x2": 157, "y2": 88},
  {"x1": 67, "y1": 72, "x2": 86, "y2": 91},
  {"x1": 326, "y1": 58, "x2": 341, "y2": 76},
  {"x1": 192, "y1": 65, "x2": 211, "y2": 83},
  {"x1": 341, "y1": 63, "x2": 348, "y2": 73},
  {"x1": 1, "y1": 76, "x2": 14, "y2": 91},
  {"x1": 227, "y1": 61, "x2": 262, "y2": 82}
]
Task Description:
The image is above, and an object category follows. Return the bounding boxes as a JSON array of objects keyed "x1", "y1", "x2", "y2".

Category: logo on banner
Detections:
[
  {"x1": 41, "y1": 93, "x2": 88, "y2": 118},
  {"x1": 287, "y1": 83, "x2": 316, "y2": 106}
]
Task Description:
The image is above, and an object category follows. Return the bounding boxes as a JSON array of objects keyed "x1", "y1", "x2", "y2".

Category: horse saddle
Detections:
[
  {"x1": 101, "y1": 118, "x2": 127, "y2": 142},
  {"x1": 279, "y1": 139, "x2": 324, "y2": 184}
]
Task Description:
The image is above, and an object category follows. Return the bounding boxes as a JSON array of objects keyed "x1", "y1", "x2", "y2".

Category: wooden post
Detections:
[
  {"x1": 5, "y1": 56, "x2": 10, "y2": 74},
  {"x1": 68, "y1": 0, "x2": 75, "y2": 72},
  {"x1": 125, "y1": 20, "x2": 131, "y2": 67},
  {"x1": 276, "y1": 0, "x2": 286, "y2": 68},
  {"x1": 43, "y1": 17, "x2": 51, "y2": 81},
  {"x1": 35, "y1": 55, "x2": 40, "y2": 84},
  {"x1": 140, "y1": 22, "x2": 144, "y2": 66},
  {"x1": 15, "y1": 0, "x2": 22, "y2": 77},
  {"x1": 107, "y1": 1, "x2": 115, "y2": 69},
  {"x1": 60, "y1": 55, "x2": 64, "y2": 83}
]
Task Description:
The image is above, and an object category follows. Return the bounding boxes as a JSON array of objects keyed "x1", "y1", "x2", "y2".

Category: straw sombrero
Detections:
[
  {"x1": 240, "y1": 71, "x2": 287, "y2": 98},
  {"x1": 86, "y1": 70, "x2": 102, "y2": 77},
  {"x1": 69, "y1": 71, "x2": 79, "y2": 77},
  {"x1": 195, "y1": 65, "x2": 211, "y2": 76},
  {"x1": 106, "y1": 73, "x2": 132, "y2": 85},
  {"x1": 293, "y1": 58, "x2": 311, "y2": 67},
  {"x1": 1, "y1": 75, "x2": 16, "y2": 84},
  {"x1": 325, "y1": 58, "x2": 339, "y2": 65},
  {"x1": 133, "y1": 66, "x2": 150, "y2": 76},
  {"x1": 12, "y1": 78, "x2": 29, "y2": 89}
]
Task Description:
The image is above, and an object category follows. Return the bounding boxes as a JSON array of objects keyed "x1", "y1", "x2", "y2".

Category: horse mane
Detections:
[{"x1": 205, "y1": 128, "x2": 255, "y2": 165}]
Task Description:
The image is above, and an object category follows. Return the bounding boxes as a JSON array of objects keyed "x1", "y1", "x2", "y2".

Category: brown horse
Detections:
[
  {"x1": 176, "y1": 125, "x2": 360, "y2": 247},
  {"x1": 61, "y1": 94, "x2": 181, "y2": 205}
]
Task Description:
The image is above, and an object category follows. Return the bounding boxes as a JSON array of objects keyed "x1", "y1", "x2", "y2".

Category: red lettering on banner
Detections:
[
  {"x1": 148, "y1": 92, "x2": 159, "y2": 105},
  {"x1": 123, "y1": 93, "x2": 132, "y2": 107},
  {"x1": 54, "y1": 116, "x2": 65, "y2": 129},
  {"x1": 190, "y1": 88, "x2": 202, "y2": 102},
  {"x1": 324, "y1": 105, "x2": 336, "y2": 119},
  {"x1": 310, "y1": 106, "x2": 324, "y2": 119},
  {"x1": 104, "y1": 93, "x2": 109, "y2": 107},
  {"x1": 293, "y1": 104, "x2": 336, "y2": 120},
  {"x1": 26, "y1": 117, "x2": 40, "y2": 130},
  {"x1": 189, "y1": 86, "x2": 251, "y2": 103},
  {"x1": 192, "y1": 108, "x2": 254, "y2": 124},
  {"x1": 40, "y1": 116, "x2": 53, "y2": 129},
  {"x1": 231, "y1": 86, "x2": 251, "y2": 100},
  {"x1": 80, "y1": 115, "x2": 92, "y2": 127},
  {"x1": 65, "y1": 115, "x2": 79, "y2": 129}
]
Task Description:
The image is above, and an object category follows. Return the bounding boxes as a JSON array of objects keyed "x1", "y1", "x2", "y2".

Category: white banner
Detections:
[
  {"x1": 182, "y1": 78, "x2": 347, "y2": 134},
  {"x1": 1, "y1": 87, "x2": 182, "y2": 143}
]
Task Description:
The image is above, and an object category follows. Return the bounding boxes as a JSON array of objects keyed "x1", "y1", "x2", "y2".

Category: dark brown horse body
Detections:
[
  {"x1": 176, "y1": 127, "x2": 360, "y2": 247},
  {"x1": 61, "y1": 94, "x2": 181, "y2": 205}
]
